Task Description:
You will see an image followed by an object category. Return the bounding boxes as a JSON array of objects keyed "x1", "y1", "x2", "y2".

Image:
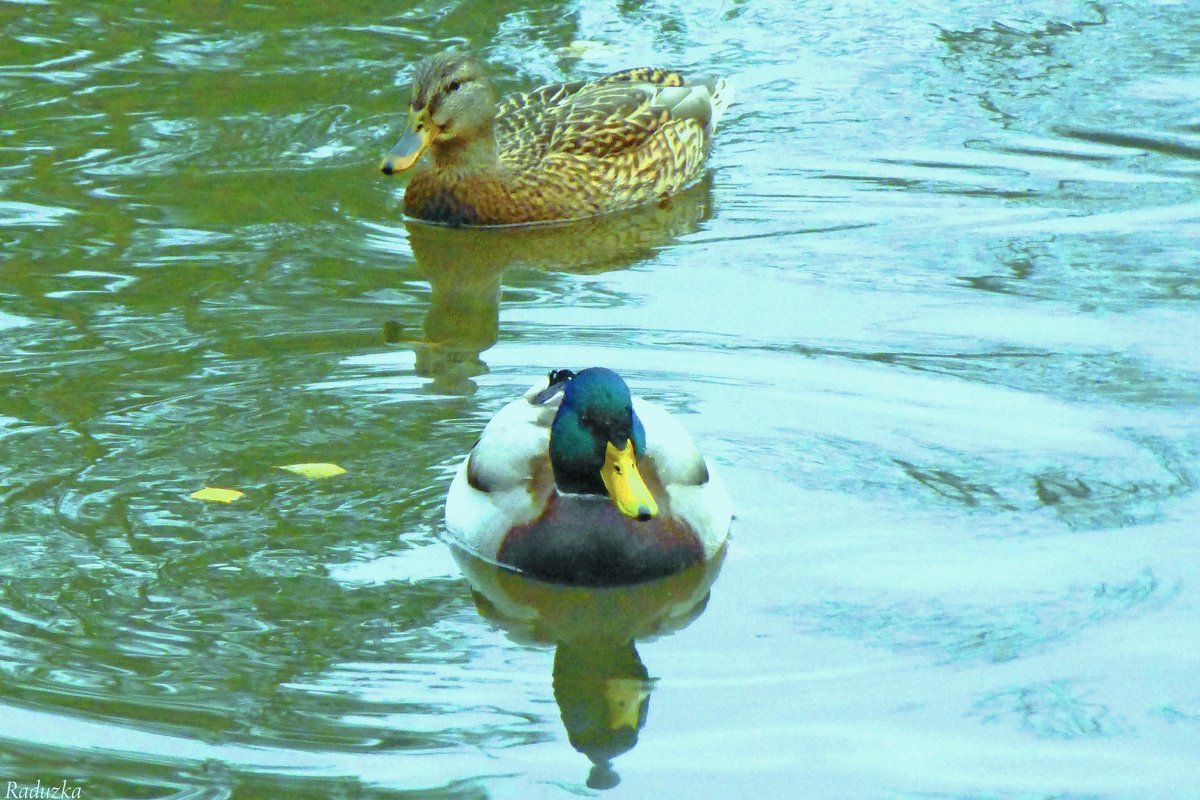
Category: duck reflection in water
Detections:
[
  {"x1": 391, "y1": 175, "x2": 713, "y2": 394},
  {"x1": 403, "y1": 143, "x2": 723, "y2": 785},
  {"x1": 451, "y1": 544, "x2": 726, "y2": 789}
]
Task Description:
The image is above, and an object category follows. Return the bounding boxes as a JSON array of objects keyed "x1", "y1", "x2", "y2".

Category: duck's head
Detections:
[
  {"x1": 380, "y1": 52, "x2": 496, "y2": 175},
  {"x1": 539, "y1": 368, "x2": 659, "y2": 522}
]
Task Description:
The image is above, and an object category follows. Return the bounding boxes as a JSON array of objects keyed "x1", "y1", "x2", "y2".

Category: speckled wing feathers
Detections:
[
  {"x1": 493, "y1": 80, "x2": 587, "y2": 162},
  {"x1": 485, "y1": 70, "x2": 723, "y2": 220},
  {"x1": 594, "y1": 67, "x2": 687, "y2": 87},
  {"x1": 496, "y1": 69, "x2": 715, "y2": 164},
  {"x1": 545, "y1": 86, "x2": 671, "y2": 157}
]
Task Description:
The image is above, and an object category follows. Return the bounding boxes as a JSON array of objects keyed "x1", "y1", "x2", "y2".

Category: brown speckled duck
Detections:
[{"x1": 380, "y1": 52, "x2": 732, "y2": 226}]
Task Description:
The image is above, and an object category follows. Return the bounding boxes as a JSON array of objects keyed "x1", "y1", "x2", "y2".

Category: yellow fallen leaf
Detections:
[
  {"x1": 278, "y1": 462, "x2": 347, "y2": 479},
  {"x1": 190, "y1": 487, "x2": 244, "y2": 503}
]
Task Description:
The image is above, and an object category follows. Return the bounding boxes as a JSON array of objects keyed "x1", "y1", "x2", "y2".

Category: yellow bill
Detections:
[
  {"x1": 380, "y1": 110, "x2": 434, "y2": 174},
  {"x1": 604, "y1": 677, "x2": 651, "y2": 730},
  {"x1": 600, "y1": 440, "x2": 658, "y2": 521}
]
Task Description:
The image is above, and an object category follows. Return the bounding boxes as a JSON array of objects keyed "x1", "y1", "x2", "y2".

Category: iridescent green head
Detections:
[{"x1": 537, "y1": 368, "x2": 658, "y2": 521}]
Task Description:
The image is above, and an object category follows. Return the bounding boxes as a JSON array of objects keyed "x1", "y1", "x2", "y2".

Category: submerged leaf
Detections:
[
  {"x1": 278, "y1": 462, "x2": 347, "y2": 479},
  {"x1": 190, "y1": 487, "x2": 244, "y2": 503},
  {"x1": 557, "y1": 40, "x2": 616, "y2": 57}
]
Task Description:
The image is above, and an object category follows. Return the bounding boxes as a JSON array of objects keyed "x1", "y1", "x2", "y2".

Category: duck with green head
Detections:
[{"x1": 445, "y1": 368, "x2": 731, "y2": 586}]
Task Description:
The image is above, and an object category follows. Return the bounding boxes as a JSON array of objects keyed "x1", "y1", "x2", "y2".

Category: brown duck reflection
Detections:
[
  {"x1": 393, "y1": 176, "x2": 713, "y2": 393},
  {"x1": 450, "y1": 542, "x2": 726, "y2": 790}
]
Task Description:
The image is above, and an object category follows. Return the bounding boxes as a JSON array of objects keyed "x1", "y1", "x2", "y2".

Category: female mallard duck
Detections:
[
  {"x1": 445, "y1": 368, "x2": 732, "y2": 585},
  {"x1": 380, "y1": 52, "x2": 732, "y2": 226}
]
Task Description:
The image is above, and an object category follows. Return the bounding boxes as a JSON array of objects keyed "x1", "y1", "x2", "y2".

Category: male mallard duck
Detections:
[
  {"x1": 380, "y1": 52, "x2": 732, "y2": 226},
  {"x1": 445, "y1": 368, "x2": 732, "y2": 585}
]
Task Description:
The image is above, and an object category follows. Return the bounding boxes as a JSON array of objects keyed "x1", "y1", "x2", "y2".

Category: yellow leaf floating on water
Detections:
[
  {"x1": 278, "y1": 462, "x2": 347, "y2": 479},
  {"x1": 190, "y1": 487, "x2": 244, "y2": 503}
]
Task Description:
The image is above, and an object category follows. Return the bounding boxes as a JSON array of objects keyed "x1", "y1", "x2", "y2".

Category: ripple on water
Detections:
[
  {"x1": 789, "y1": 570, "x2": 1166, "y2": 665},
  {"x1": 0, "y1": 310, "x2": 37, "y2": 331},
  {"x1": 153, "y1": 31, "x2": 268, "y2": 70},
  {"x1": 0, "y1": 200, "x2": 77, "y2": 227},
  {"x1": 973, "y1": 679, "x2": 1129, "y2": 739}
]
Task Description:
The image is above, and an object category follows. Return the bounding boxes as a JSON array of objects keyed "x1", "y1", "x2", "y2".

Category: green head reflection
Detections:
[{"x1": 448, "y1": 543, "x2": 726, "y2": 787}]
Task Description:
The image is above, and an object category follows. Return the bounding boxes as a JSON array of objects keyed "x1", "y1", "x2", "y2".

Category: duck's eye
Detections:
[{"x1": 447, "y1": 79, "x2": 462, "y2": 93}]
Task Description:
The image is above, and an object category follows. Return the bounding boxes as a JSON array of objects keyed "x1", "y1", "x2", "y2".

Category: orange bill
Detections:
[{"x1": 380, "y1": 110, "x2": 434, "y2": 174}]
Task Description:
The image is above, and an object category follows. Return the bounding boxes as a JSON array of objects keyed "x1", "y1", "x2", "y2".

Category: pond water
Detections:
[{"x1": 2, "y1": 1, "x2": 1199, "y2": 797}]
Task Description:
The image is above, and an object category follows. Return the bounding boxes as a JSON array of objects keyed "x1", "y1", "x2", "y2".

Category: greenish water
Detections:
[{"x1": 3, "y1": 1, "x2": 1200, "y2": 798}]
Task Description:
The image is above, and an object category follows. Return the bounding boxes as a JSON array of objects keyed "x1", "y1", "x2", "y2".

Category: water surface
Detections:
[{"x1": 2, "y1": 1, "x2": 1199, "y2": 797}]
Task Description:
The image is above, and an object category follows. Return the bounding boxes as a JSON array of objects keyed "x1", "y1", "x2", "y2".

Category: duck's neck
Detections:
[
  {"x1": 549, "y1": 416, "x2": 607, "y2": 497},
  {"x1": 431, "y1": 129, "x2": 500, "y2": 173},
  {"x1": 552, "y1": 459, "x2": 607, "y2": 497}
]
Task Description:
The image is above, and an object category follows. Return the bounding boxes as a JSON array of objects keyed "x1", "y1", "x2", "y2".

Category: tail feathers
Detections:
[
  {"x1": 706, "y1": 78, "x2": 733, "y2": 133},
  {"x1": 654, "y1": 78, "x2": 735, "y2": 135}
]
